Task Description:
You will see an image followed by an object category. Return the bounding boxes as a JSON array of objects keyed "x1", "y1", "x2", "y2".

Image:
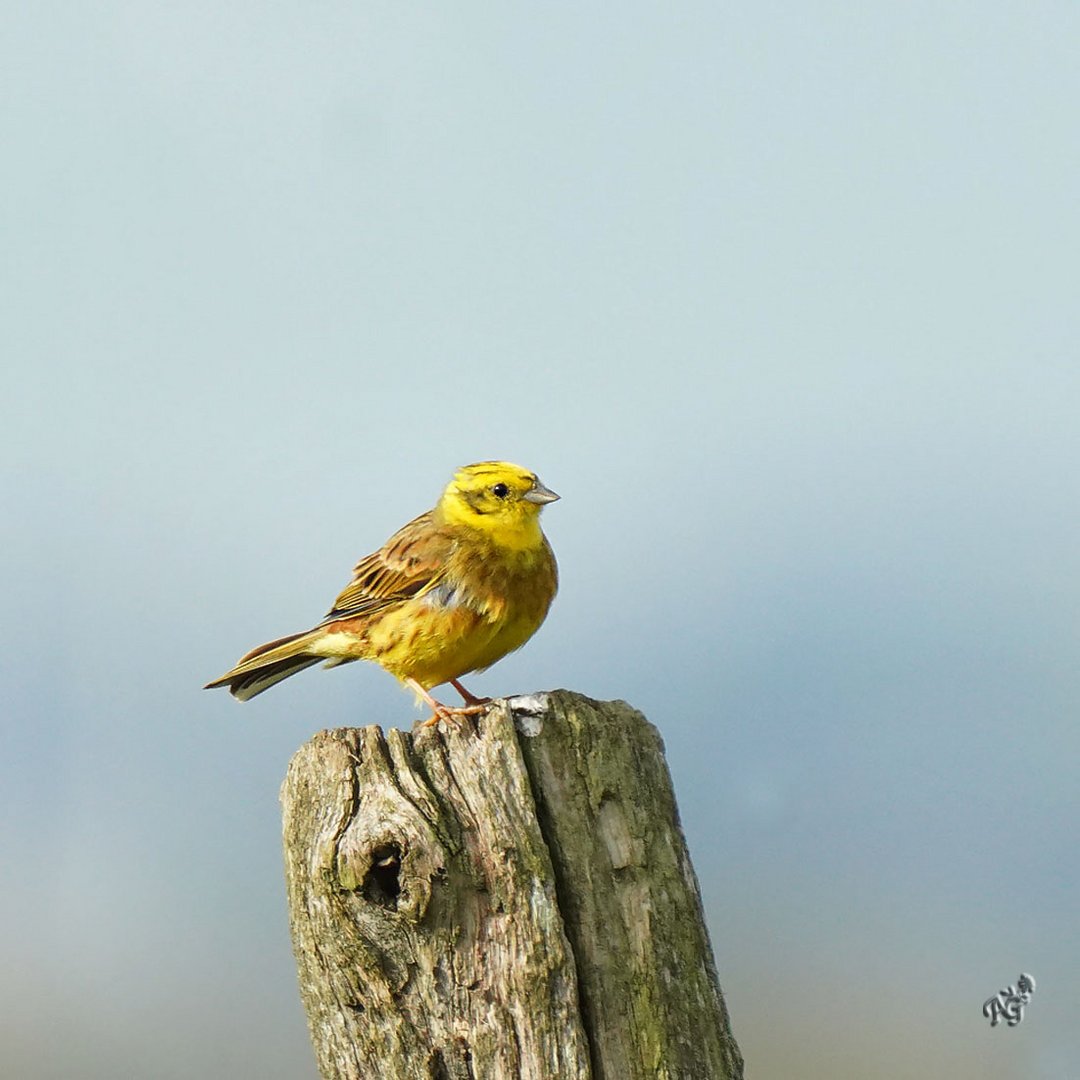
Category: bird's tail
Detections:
[{"x1": 204, "y1": 630, "x2": 325, "y2": 701}]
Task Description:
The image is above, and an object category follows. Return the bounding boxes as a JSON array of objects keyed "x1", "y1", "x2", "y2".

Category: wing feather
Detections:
[{"x1": 320, "y1": 511, "x2": 454, "y2": 623}]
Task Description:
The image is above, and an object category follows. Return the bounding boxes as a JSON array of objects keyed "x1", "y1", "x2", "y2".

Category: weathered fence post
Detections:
[{"x1": 281, "y1": 690, "x2": 743, "y2": 1080}]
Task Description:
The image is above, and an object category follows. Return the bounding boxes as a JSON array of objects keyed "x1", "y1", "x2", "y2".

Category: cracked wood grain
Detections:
[{"x1": 281, "y1": 690, "x2": 743, "y2": 1080}]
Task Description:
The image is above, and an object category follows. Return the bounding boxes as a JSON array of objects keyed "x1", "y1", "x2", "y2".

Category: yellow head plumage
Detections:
[{"x1": 437, "y1": 461, "x2": 560, "y2": 549}]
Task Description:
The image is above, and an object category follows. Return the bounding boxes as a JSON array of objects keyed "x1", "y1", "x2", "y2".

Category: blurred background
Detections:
[{"x1": 3, "y1": 3, "x2": 1078, "y2": 1077}]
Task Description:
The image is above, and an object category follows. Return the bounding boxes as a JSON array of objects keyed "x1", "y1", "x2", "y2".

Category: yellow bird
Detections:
[{"x1": 204, "y1": 462, "x2": 559, "y2": 725}]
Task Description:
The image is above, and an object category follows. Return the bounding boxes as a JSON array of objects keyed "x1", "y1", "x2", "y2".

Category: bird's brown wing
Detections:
[{"x1": 320, "y1": 511, "x2": 454, "y2": 624}]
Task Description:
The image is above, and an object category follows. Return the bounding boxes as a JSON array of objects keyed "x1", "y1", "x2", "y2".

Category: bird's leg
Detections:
[
  {"x1": 407, "y1": 678, "x2": 489, "y2": 729},
  {"x1": 450, "y1": 678, "x2": 492, "y2": 708}
]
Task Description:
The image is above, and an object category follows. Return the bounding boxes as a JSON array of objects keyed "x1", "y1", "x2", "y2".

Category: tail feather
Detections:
[
  {"x1": 205, "y1": 629, "x2": 325, "y2": 701},
  {"x1": 221, "y1": 654, "x2": 323, "y2": 701}
]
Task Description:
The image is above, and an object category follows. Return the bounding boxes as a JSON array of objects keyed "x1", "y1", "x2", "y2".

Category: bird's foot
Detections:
[
  {"x1": 450, "y1": 678, "x2": 493, "y2": 708},
  {"x1": 416, "y1": 701, "x2": 490, "y2": 730},
  {"x1": 406, "y1": 677, "x2": 492, "y2": 730}
]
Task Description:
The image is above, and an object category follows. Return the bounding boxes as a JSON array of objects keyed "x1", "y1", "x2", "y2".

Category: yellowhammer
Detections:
[{"x1": 204, "y1": 461, "x2": 559, "y2": 725}]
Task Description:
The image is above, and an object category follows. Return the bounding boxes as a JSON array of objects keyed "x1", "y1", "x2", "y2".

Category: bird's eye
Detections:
[{"x1": 491, "y1": 483, "x2": 510, "y2": 499}]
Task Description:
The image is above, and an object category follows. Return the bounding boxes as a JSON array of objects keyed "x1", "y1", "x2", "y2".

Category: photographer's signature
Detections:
[{"x1": 983, "y1": 973, "x2": 1035, "y2": 1028}]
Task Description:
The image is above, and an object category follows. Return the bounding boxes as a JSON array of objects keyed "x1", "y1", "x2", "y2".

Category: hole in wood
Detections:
[
  {"x1": 428, "y1": 1047, "x2": 449, "y2": 1080},
  {"x1": 363, "y1": 843, "x2": 403, "y2": 910}
]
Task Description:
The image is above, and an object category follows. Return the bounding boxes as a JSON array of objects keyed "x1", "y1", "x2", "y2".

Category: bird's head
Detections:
[{"x1": 438, "y1": 461, "x2": 559, "y2": 546}]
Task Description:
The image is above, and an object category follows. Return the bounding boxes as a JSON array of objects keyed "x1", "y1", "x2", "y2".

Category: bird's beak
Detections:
[{"x1": 524, "y1": 480, "x2": 560, "y2": 504}]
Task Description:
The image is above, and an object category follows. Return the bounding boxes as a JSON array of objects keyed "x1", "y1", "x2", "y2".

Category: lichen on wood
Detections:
[{"x1": 281, "y1": 690, "x2": 743, "y2": 1080}]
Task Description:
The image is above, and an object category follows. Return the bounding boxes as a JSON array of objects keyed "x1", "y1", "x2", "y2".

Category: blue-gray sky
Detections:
[{"x1": 3, "y1": 4, "x2": 1078, "y2": 1077}]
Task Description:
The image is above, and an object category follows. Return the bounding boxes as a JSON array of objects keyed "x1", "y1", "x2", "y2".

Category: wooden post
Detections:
[{"x1": 281, "y1": 690, "x2": 743, "y2": 1080}]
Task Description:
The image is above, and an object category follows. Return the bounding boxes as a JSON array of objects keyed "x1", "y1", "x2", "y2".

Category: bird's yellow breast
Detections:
[{"x1": 362, "y1": 533, "x2": 557, "y2": 689}]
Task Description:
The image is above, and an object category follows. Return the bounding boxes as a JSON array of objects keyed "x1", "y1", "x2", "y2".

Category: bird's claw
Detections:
[{"x1": 416, "y1": 702, "x2": 491, "y2": 730}]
